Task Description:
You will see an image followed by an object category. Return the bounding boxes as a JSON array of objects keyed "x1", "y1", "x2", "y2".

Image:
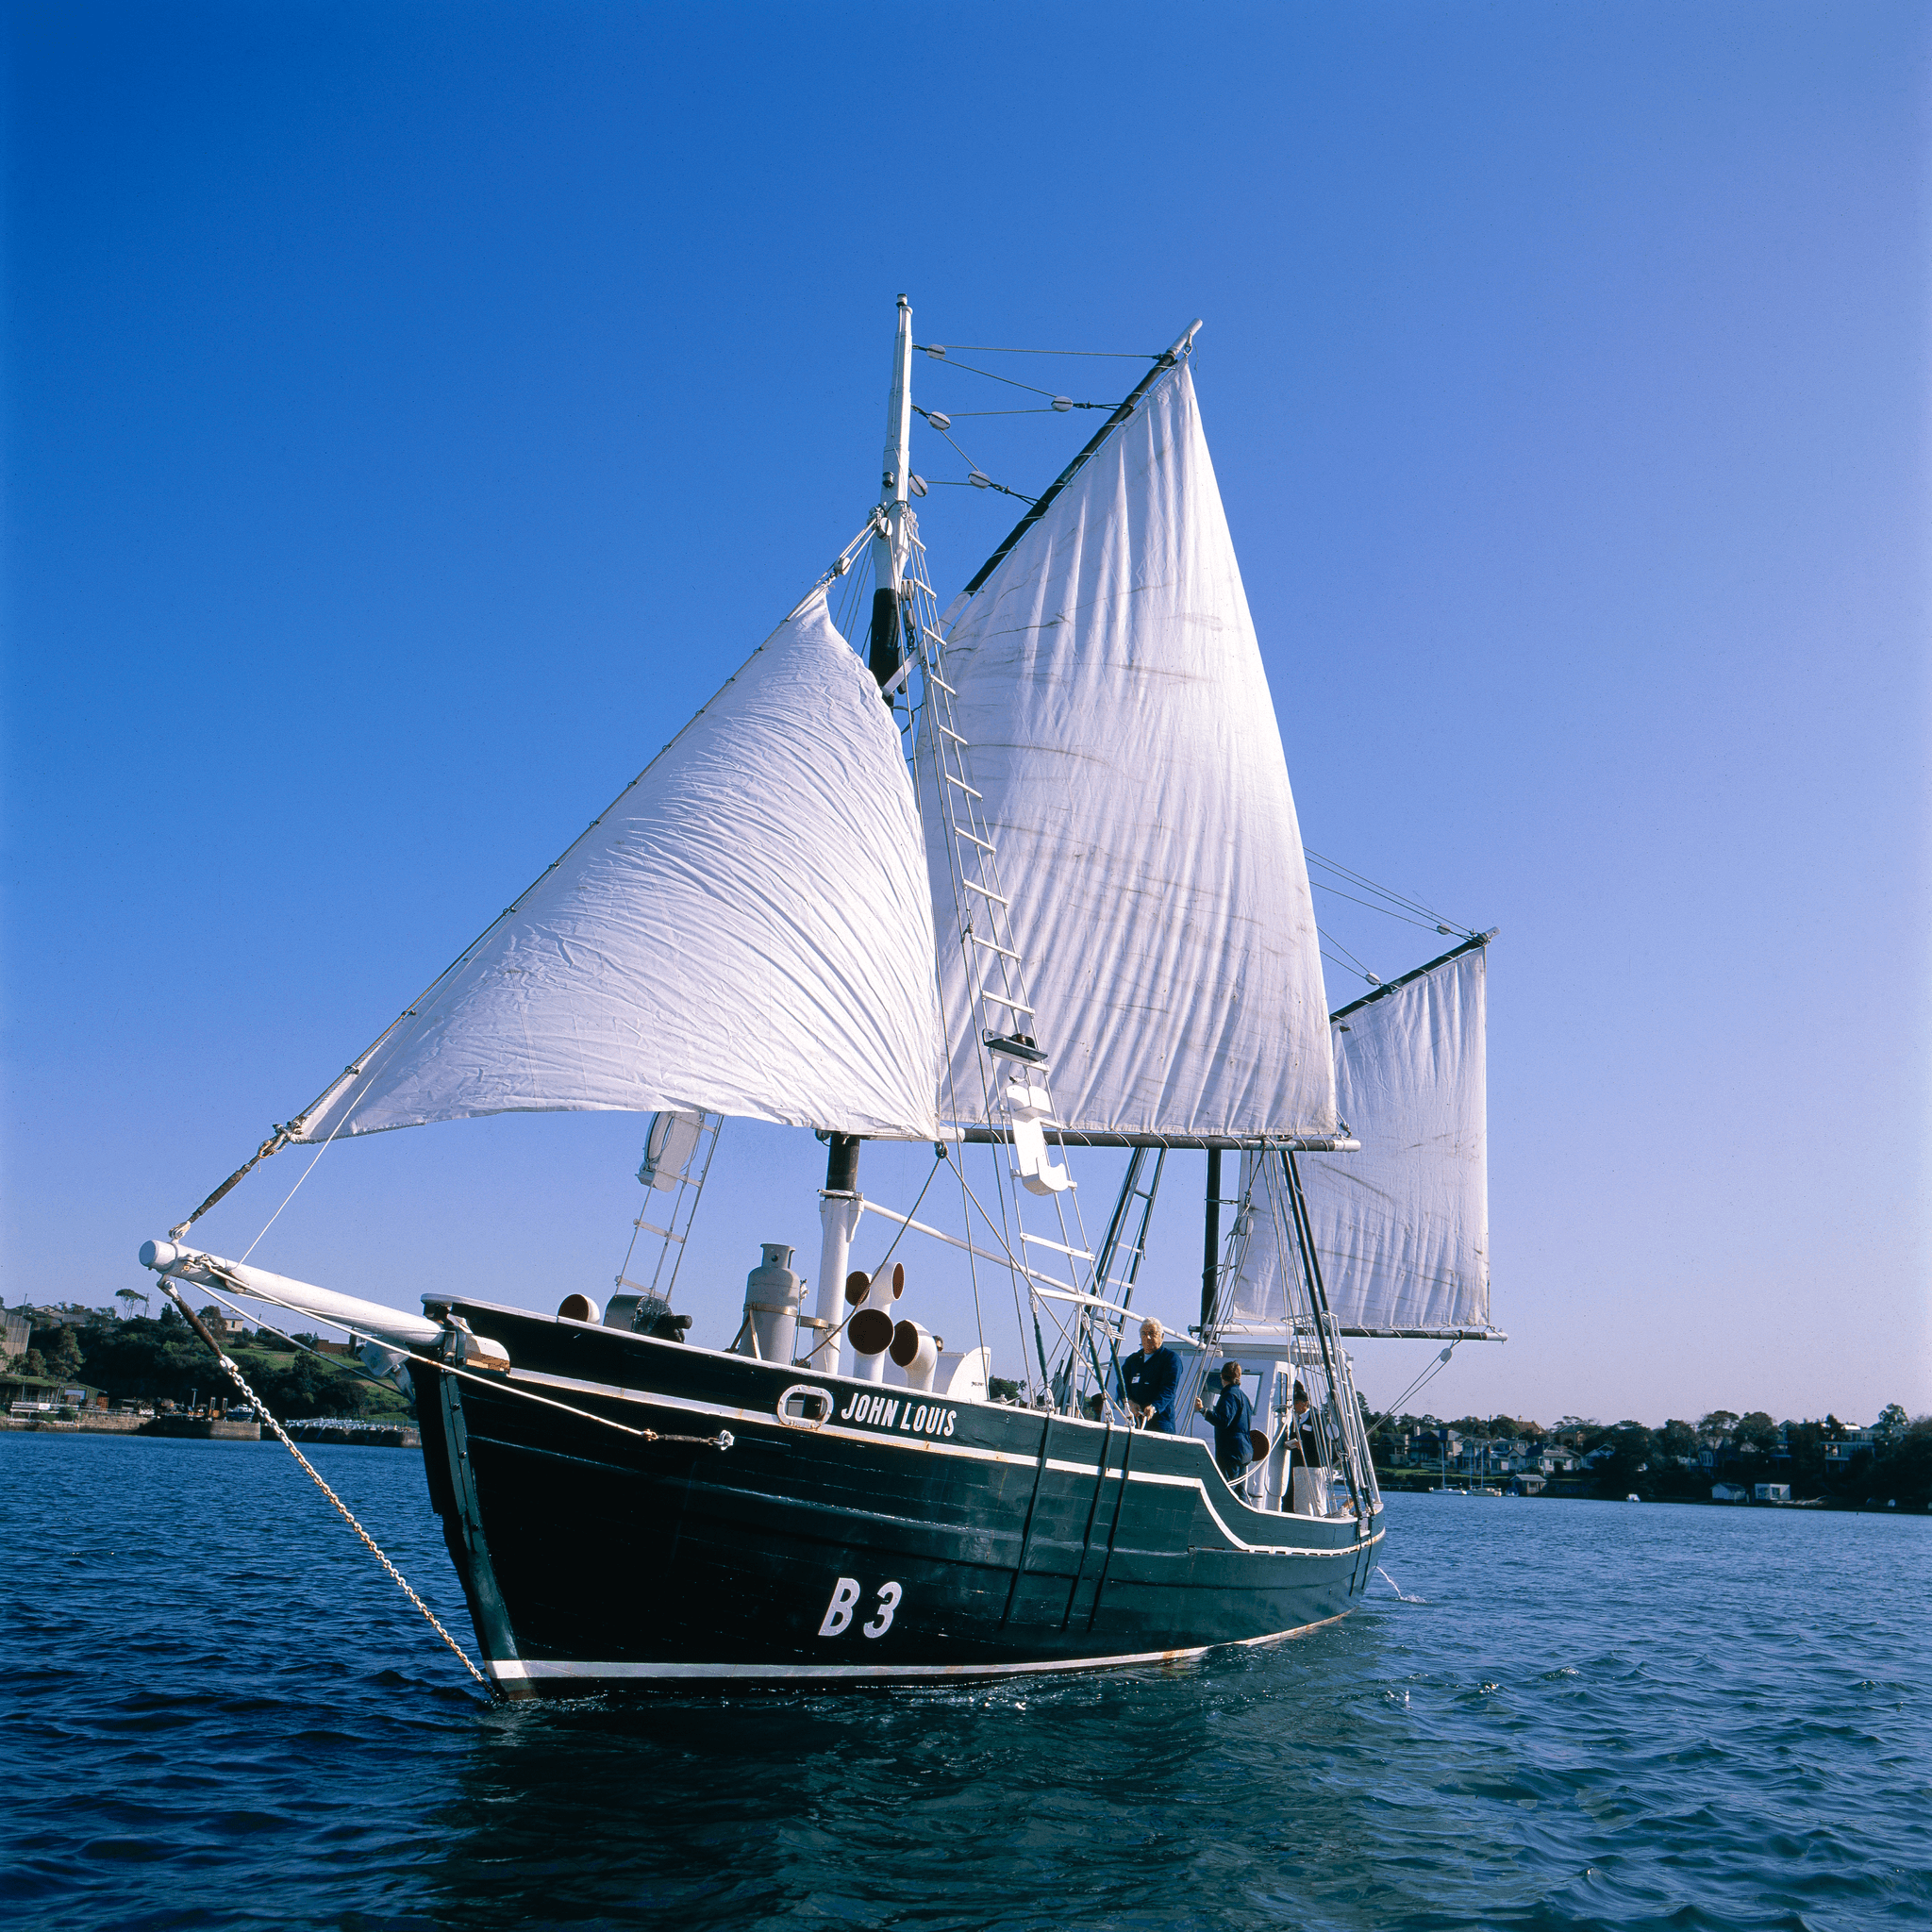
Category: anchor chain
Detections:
[{"x1": 159, "y1": 1283, "x2": 490, "y2": 1691}]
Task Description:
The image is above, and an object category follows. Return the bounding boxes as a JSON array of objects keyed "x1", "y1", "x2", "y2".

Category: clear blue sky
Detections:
[{"x1": 4, "y1": 2, "x2": 1925, "y2": 1427}]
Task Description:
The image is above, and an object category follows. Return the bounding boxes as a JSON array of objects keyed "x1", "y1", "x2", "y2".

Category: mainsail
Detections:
[
  {"x1": 923, "y1": 364, "x2": 1335, "y2": 1143},
  {"x1": 1224, "y1": 940, "x2": 1492, "y2": 1336},
  {"x1": 289, "y1": 591, "x2": 944, "y2": 1144}
]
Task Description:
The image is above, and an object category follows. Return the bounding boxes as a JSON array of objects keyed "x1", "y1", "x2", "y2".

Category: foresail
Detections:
[
  {"x1": 924, "y1": 363, "x2": 1335, "y2": 1141},
  {"x1": 1226, "y1": 944, "x2": 1491, "y2": 1334},
  {"x1": 290, "y1": 591, "x2": 944, "y2": 1144}
]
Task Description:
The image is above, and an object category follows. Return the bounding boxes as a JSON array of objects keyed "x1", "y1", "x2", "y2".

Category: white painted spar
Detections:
[{"x1": 137, "y1": 1239, "x2": 443, "y2": 1348}]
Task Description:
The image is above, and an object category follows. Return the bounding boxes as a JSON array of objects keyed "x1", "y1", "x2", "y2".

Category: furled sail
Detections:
[
  {"x1": 1224, "y1": 941, "x2": 1491, "y2": 1335},
  {"x1": 924, "y1": 363, "x2": 1335, "y2": 1141},
  {"x1": 289, "y1": 591, "x2": 944, "y2": 1143}
]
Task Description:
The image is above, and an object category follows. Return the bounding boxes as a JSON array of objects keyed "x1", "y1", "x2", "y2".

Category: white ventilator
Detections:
[
  {"x1": 847, "y1": 1261, "x2": 904, "y2": 1383},
  {"x1": 924, "y1": 364, "x2": 1336, "y2": 1142},
  {"x1": 889, "y1": 1320, "x2": 941, "y2": 1391}
]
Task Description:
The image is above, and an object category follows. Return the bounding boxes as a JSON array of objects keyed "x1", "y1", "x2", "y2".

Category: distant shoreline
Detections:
[
  {"x1": 2, "y1": 1415, "x2": 420, "y2": 1447},
  {"x1": 5, "y1": 1420, "x2": 1914, "y2": 1504}
]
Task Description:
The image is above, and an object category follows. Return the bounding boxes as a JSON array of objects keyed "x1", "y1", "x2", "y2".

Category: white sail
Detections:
[
  {"x1": 924, "y1": 363, "x2": 1335, "y2": 1141},
  {"x1": 290, "y1": 591, "x2": 944, "y2": 1144},
  {"x1": 1224, "y1": 943, "x2": 1491, "y2": 1334}
]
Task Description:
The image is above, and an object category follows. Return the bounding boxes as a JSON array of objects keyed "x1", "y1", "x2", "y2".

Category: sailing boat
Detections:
[{"x1": 136, "y1": 300, "x2": 1489, "y2": 1694}]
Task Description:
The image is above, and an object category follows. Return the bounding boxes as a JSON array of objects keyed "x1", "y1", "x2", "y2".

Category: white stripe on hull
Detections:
[{"x1": 489, "y1": 1609, "x2": 1355, "y2": 1686}]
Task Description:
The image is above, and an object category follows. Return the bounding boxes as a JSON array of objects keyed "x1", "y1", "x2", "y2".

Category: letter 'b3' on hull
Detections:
[{"x1": 416, "y1": 1303, "x2": 1383, "y2": 1693}]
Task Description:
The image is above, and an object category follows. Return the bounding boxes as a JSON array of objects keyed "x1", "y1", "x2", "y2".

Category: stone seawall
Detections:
[
  {"x1": 286, "y1": 1423, "x2": 421, "y2": 1448},
  {"x1": 140, "y1": 1416, "x2": 264, "y2": 1441},
  {"x1": 6, "y1": 1413, "x2": 261, "y2": 1439},
  {"x1": 3, "y1": 1412, "x2": 150, "y2": 1434}
]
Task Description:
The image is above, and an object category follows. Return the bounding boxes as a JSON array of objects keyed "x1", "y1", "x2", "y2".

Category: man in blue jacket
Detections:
[
  {"x1": 1195, "y1": 1360, "x2": 1255, "y2": 1484},
  {"x1": 1120, "y1": 1317, "x2": 1180, "y2": 1432}
]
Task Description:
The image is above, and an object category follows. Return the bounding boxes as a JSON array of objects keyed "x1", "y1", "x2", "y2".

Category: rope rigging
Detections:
[
  {"x1": 1307, "y1": 849, "x2": 1479, "y2": 989},
  {"x1": 166, "y1": 1262, "x2": 735, "y2": 1699},
  {"x1": 1305, "y1": 847, "x2": 1473, "y2": 936},
  {"x1": 157, "y1": 1279, "x2": 490, "y2": 1691},
  {"x1": 914, "y1": 406, "x2": 1037, "y2": 502},
  {"x1": 913, "y1": 345, "x2": 1113, "y2": 404}
]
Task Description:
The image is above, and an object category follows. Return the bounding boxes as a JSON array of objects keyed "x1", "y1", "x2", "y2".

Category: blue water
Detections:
[{"x1": 4, "y1": 1434, "x2": 1926, "y2": 1931}]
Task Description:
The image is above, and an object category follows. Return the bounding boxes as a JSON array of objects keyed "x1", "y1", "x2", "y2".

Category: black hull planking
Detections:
[{"x1": 415, "y1": 1297, "x2": 1384, "y2": 1696}]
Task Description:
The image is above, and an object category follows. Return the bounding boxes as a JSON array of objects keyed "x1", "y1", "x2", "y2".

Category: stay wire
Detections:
[
  {"x1": 913, "y1": 351, "x2": 1108, "y2": 406},
  {"x1": 919, "y1": 343, "x2": 1157, "y2": 359},
  {"x1": 1321, "y1": 946, "x2": 1379, "y2": 988},
  {"x1": 926, "y1": 477, "x2": 1036, "y2": 503},
  {"x1": 866, "y1": 1152, "x2": 946, "y2": 1274},
  {"x1": 237, "y1": 1084, "x2": 369, "y2": 1264},
  {"x1": 1368, "y1": 1340, "x2": 1461, "y2": 1433},
  {"x1": 915, "y1": 411, "x2": 1036, "y2": 502},
  {"x1": 1310, "y1": 880, "x2": 1449, "y2": 932},
  {"x1": 1304, "y1": 848, "x2": 1467, "y2": 933}
]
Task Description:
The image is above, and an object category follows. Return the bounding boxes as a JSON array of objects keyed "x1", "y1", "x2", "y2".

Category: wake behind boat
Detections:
[{"x1": 141, "y1": 300, "x2": 1499, "y2": 1695}]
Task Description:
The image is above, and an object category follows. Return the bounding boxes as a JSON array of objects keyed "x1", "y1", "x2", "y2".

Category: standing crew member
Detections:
[
  {"x1": 1287, "y1": 1380, "x2": 1325, "y2": 1511},
  {"x1": 1119, "y1": 1318, "x2": 1180, "y2": 1433},
  {"x1": 1195, "y1": 1361, "x2": 1255, "y2": 1485}
]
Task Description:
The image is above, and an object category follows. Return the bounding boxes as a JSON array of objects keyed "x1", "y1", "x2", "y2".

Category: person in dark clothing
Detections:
[
  {"x1": 1119, "y1": 1317, "x2": 1180, "y2": 1433},
  {"x1": 1287, "y1": 1380, "x2": 1325, "y2": 1511},
  {"x1": 1195, "y1": 1361, "x2": 1254, "y2": 1483}
]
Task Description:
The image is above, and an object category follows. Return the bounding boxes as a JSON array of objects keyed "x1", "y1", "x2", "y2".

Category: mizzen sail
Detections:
[
  {"x1": 290, "y1": 590, "x2": 943, "y2": 1144},
  {"x1": 924, "y1": 363, "x2": 1335, "y2": 1142},
  {"x1": 1224, "y1": 941, "x2": 1492, "y2": 1335}
]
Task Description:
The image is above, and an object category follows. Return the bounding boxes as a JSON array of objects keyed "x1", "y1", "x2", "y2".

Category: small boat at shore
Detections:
[{"x1": 141, "y1": 302, "x2": 1497, "y2": 1694}]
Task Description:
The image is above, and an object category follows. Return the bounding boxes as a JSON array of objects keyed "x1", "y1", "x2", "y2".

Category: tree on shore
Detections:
[
  {"x1": 29, "y1": 1322, "x2": 85, "y2": 1381},
  {"x1": 57, "y1": 1310, "x2": 407, "y2": 1421},
  {"x1": 1836, "y1": 1412, "x2": 1931, "y2": 1509}
]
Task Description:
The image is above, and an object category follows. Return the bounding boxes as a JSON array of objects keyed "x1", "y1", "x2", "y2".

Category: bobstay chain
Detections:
[{"x1": 158, "y1": 1282, "x2": 491, "y2": 1692}]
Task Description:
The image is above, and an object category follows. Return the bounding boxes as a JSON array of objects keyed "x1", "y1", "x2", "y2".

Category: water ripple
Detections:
[{"x1": 4, "y1": 1435, "x2": 1928, "y2": 1930}]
